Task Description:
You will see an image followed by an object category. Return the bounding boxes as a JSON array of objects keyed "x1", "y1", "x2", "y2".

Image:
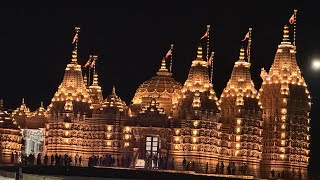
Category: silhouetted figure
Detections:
[
  {"x1": 206, "y1": 162, "x2": 209, "y2": 174},
  {"x1": 44, "y1": 154, "x2": 48, "y2": 165},
  {"x1": 37, "y1": 153, "x2": 42, "y2": 165},
  {"x1": 271, "y1": 169, "x2": 275, "y2": 177},
  {"x1": 216, "y1": 162, "x2": 220, "y2": 174},
  {"x1": 182, "y1": 157, "x2": 187, "y2": 170},
  {"x1": 153, "y1": 156, "x2": 158, "y2": 169},
  {"x1": 79, "y1": 156, "x2": 82, "y2": 166},
  {"x1": 191, "y1": 161, "x2": 195, "y2": 171},
  {"x1": 220, "y1": 162, "x2": 224, "y2": 174},
  {"x1": 171, "y1": 158, "x2": 175, "y2": 170},
  {"x1": 51, "y1": 154, "x2": 54, "y2": 166},
  {"x1": 11, "y1": 152, "x2": 14, "y2": 164},
  {"x1": 75, "y1": 154, "x2": 79, "y2": 166}
]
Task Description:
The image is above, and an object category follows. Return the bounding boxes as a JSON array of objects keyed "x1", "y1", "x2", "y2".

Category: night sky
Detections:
[{"x1": 0, "y1": 0, "x2": 318, "y2": 175}]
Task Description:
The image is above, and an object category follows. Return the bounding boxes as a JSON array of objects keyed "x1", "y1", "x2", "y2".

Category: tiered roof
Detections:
[
  {"x1": 179, "y1": 45, "x2": 219, "y2": 113},
  {"x1": 220, "y1": 48, "x2": 258, "y2": 106},
  {"x1": 48, "y1": 27, "x2": 92, "y2": 115}
]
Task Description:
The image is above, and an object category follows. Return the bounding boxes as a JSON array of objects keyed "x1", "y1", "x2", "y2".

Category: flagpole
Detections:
[
  {"x1": 169, "y1": 44, "x2": 174, "y2": 73},
  {"x1": 88, "y1": 55, "x2": 92, "y2": 86},
  {"x1": 293, "y1": 9, "x2": 297, "y2": 47},
  {"x1": 210, "y1": 51, "x2": 214, "y2": 83},
  {"x1": 206, "y1": 25, "x2": 210, "y2": 61},
  {"x1": 248, "y1": 27, "x2": 252, "y2": 63}
]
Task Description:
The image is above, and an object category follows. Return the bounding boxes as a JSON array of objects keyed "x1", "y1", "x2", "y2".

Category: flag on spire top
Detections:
[
  {"x1": 90, "y1": 59, "x2": 96, "y2": 68},
  {"x1": 207, "y1": 52, "x2": 214, "y2": 66},
  {"x1": 165, "y1": 48, "x2": 172, "y2": 59},
  {"x1": 289, "y1": 13, "x2": 295, "y2": 24},
  {"x1": 72, "y1": 32, "x2": 78, "y2": 44},
  {"x1": 242, "y1": 31, "x2": 249, "y2": 41},
  {"x1": 200, "y1": 30, "x2": 209, "y2": 40},
  {"x1": 83, "y1": 58, "x2": 92, "y2": 68}
]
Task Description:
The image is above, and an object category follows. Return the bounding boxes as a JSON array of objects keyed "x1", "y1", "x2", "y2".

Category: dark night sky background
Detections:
[{"x1": 0, "y1": 0, "x2": 319, "y2": 175}]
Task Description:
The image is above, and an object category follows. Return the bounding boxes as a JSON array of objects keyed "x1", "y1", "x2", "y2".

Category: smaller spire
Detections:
[
  {"x1": 197, "y1": 45, "x2": 203, "y2": 59},
  {"x1": 71, "y1": 27, "x2": 80, "y2": 63},
  {"x1": 112, "y1": 86, "x2": 116, "y2": 95},
  {"x1": 0, "y1": 99, "x2": 3, "y2": 110},
  {"x1": 282, "y1": 25, "x2": 290, "y2": 42},
  {"x1": 22, "y1": 98, "x2": 25, "y2": 104},
  {"x1": 239, "y1": 47, "x2": 245, "y2": 61},
  {"x1": 40, "y1": 101, "x2": 44, "y2": 107}
]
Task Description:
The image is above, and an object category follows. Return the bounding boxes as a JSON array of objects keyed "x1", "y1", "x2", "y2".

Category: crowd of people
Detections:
[
  {"x1": 13, "y1": 151, "x2": 256, "y2": 176},
  {"x1": 20, "y1": 152, "x2": 82, "y2": 167},
  {"x1": 144, "y1": 155, "x2": 173, "y2": 170},
  {"x1": 88, "y1": 154, "x2": 132, "y2": 168}
]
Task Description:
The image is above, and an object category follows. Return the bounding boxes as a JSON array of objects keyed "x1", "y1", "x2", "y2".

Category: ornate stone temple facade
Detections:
[
  {"x1": 0, "y1": 100, "x2": 22, "y2": 163},
  {"x1": 0, "y1": 26, "x2": 310, "y2": 179},
  {"x1": 259, "y1": 25, "x2": 310, "y2": 178}
]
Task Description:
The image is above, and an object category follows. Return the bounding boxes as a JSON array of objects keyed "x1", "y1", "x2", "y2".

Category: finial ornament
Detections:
[
  {"x1": 239, "y1": 47, "x2": 245, "y2": 61},
  {"x1": 41, "y1": 101, "x2": 44, "y2": 107},
  {"x1": 22, "y1": 98, "x2": 25, "y2": 104},
  {"x1": 112, "y1": 86, "x2": 116, "y2": 95},
  {"x1": 160, "y1": 58, "x2": 167, "y2": 70},
  {"x1": 283, "y1": 25, "x2": 290, "y2": 42},
  {"x1": 71, "y1": 27, "x2": 80, "y2": 63},
  {"x1": 197, "y1": 45, "x2": 203, "y2": 59},
  {"x1": 0, "y1": 99, "x2": 3, "y2": 110}
]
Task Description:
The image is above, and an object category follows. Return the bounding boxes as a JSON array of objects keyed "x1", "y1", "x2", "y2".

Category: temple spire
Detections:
[
  {"x1": 112, "y1": 86, "x2": 116, "y2": 95},
  {"x1": 0, "y1": 99, "x2": 3, "y2": 110},
  {"x1": 22, "y1": 98, "x2": 25, "y2": 104},
  {"x1": 197, "y1": 45, "x2": 203, "y2": 59},
  {"x1": 282, "y1": 25, "x2": 290, "y2": 42},
  {"x1": 71, "y1": 27, "x2": 80, "y2": 63},
  {"x1": 41, "y1": 101, "x2": 44, "y2": 107}
]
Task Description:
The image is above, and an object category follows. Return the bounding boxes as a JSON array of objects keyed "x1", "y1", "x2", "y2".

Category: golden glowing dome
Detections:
[
  {"x1": 131, "y1": 58, "x2": 182, "y2": 114},
  {"x1": 0, "y1": 100, "x2": 19, "y2": 130},
  {"x1": 102, "y1": 86, "x2": 127, "y2": 112}
]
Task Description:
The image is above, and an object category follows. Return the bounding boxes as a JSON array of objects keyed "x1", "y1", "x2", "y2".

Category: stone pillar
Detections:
[{"x1": 131, "y1": 148, "x2": 139, "y2": 168}]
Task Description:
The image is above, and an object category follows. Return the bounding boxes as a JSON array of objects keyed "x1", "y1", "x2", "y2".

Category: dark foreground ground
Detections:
[{"x1": 0, "y1": 164, "x2": 253, "y2": 180}]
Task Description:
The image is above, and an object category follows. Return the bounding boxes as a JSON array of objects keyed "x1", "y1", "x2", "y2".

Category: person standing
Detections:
[
  {"x1": 182, "y1": 157, "x2": 187, "y2": 170},
  {"x1": 205, "y1": 162, "x2": 209, "y2": 174},
  {"x1": 75, "y1": 154, "x2": 79, "y2": 167},
  {"x1": 44, "y1": 154, "x2": 48, "y2": 165},
  {"x1": 50, "y1": 154, "x2": 54, "y2": 166},
  {"x1": 79, "y1": 156, "x2": 82, "y2": 167}
]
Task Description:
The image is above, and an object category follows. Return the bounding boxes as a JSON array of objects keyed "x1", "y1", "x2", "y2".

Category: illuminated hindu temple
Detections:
[{"x1": 0, "y1": 25, "x2": 310, "y2": 179}]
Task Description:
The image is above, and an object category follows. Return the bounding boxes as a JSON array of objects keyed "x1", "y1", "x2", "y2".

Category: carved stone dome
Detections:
[{"x1": 131, "y1": 58, "x2": 182, "y2": 115}]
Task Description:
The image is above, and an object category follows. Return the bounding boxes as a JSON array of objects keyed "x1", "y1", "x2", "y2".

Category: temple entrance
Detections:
[
  {"x1": 145, "y1": 136, "x2": 160, "y2": 158},
  {"x1": 144, "y1": 136, "x2": 161, "y2": 169}
]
